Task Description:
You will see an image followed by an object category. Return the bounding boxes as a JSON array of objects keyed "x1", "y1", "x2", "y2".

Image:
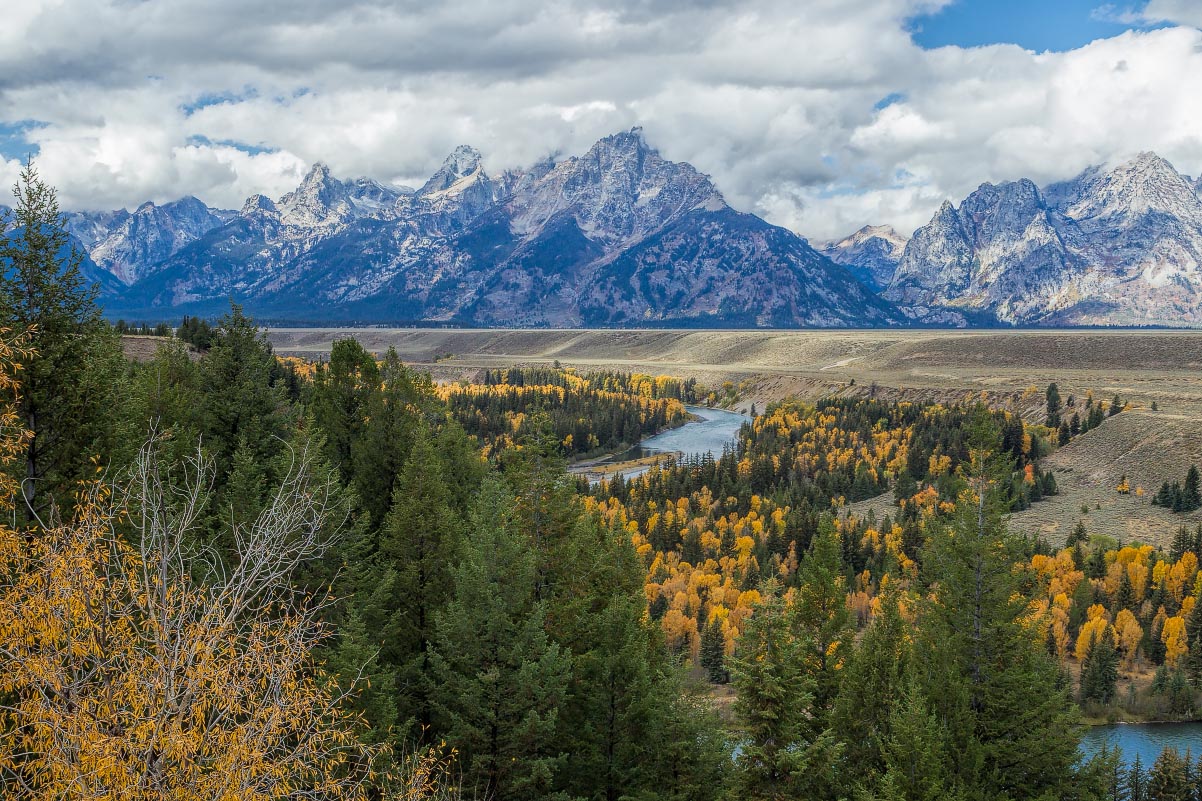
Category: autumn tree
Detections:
[{"x1": 0, "y1": 435, "x2": 386, "y2": 799}]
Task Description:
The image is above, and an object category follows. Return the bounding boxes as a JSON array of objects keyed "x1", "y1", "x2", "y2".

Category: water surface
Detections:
[{"x1": 1080, "y1": 722, "x2": 1202, "y2": 768}]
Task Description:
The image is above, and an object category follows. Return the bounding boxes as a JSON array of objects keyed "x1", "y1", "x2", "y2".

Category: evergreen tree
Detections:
[
  {"x1": 1147, "y1": 748, "x2": 1189, "y2": 801},
  {"x1": 914, "y1": 411, "x2": 1087, "y2": 799},
  {"x1": 699, "y1": 616, "x2": 728, "y2": 684},
  {"x1": 1081, "y1": 635, "x2": 1120, "y2": 704},
  {"x1": 0, "y1": 160, "x2": 123, "y2": 524},
  {"x1": 310, "y1": 337, "x2": 380, "y2": 485},
  {"x1": 379, "y1": 424, "x2": 463, "y2": 736},
  {"x1": 831, "y1": 583, "x2": 908, "y2": 790},
  {"x1": 1126, "y1": 753, "x2": 1147, "y2": 801},
  {"x1": 198, "y1": 303, "x2": 291, "y2": 479},
  {"x1": 1111, "y1": 395, "x2": 1124, "y2": 416},
  {"x1": 792, "y1": 518, "x2": 854, "y2": 718},
  {"x1": 1186, "y1": 592, "x2": 1202, "y2": 686},
  {"x1": 1046, "y1": 383, "x2": 1062, "y2": 428},
  {"x1": 430, "y1": 477, "x2": 569, "y2": 801},
  {"x1": 875, "y1": 676, "x2": 959, "y2": 801},
  {"x1": 730, "y1": 585, "x2": 839, "y2": 801},
  {"x1": 1184, "y1": 466, "x2": 1201, "y2": 513},
  {"x1": 350, "y1": 348, "x2": 434, "y2": 528}
]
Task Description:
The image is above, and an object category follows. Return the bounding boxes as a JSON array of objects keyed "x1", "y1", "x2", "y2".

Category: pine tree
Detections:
[
  {"x1": 1186, "y1": 593, "x2": 1202, "y2": 687},
  {"x1": 1147, "y1": 747, "x2": 1189, "y2": 801},
  {"x1": 0, "y1": 160, "x2": 123, "y2": 524},
  {"x1": 379, "y1": 424, "x2": 463, "y2": 737},
  {"x1": 198, "y1": 303, "x2": 291, "y2": 479},
  {"x1": 1184, "y1": 466, "x2": 1201, "y2": 513},
  {"x1": 1046, "y1": 383, "x2": 1062, "y2": 428},
  {"x1": 792, "y1": 518, "x2": 853, "y2": 718},
  {"x1": 430, "y1": 477, "x2": 569, "y2": 801},
  {"x1": 830, "y1": 583, "x2": 907, "y2": 788},
  {"x1": 1080, "y1": 635, "x2": 1119, "y2": 704},
  {"x1": 914, "y1": 411, "x2": 1086, "y2": 799},
  {"x1": 1126, "y1": 753, "x2": 1147, "y2": 801},
  {"x1": 699, "y1": 616, "x2": 728, "y2": 684},
  {"x1": 351, "y1": 348, "x2": 434, "y2": 528},
  {"x1": 310, "y1": 337, "x2": 380, "y2": 485},
  {"x1": 730, "y1": 584, "x2": 839, "y2": 801},
  {"x1": 324, "y1": 610, "x2": 398, "y2": 746},
  {"x1": 875, "y1": 675, "x2": 958, "y2": 801}
]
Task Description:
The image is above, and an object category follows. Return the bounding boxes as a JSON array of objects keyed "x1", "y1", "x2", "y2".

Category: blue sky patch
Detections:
[
  {"x1": 910, "y1": 0, "x2": 1161, "y2": 52},
  {"x1": 0, "y1": 120, "x2": 47, "y2": 162},
  {"x1": 186, "y1": 134, "x2": 276, "y2": 156},
  {"x1": 180, "y1": 87, "x2": 260, "y2": 116}
]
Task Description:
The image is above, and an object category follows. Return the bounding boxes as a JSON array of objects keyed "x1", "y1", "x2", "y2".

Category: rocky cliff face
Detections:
[
  {"x1": 880, "y1": 153, "x2": 1202, "y2": 325},
  {"x1": 92, "y1": 129, "x2": 899, "y2": 327},
  {"x1": 65, "y1": 197, "x2": 230, "y2": 285}
]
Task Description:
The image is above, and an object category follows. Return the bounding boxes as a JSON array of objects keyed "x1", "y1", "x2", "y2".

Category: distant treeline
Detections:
[{"x1": 441, "y1": 367, "x2": 699, "y2": 459}]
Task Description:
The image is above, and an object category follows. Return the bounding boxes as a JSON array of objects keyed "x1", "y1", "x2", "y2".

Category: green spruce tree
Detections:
[
  {"x1": 0, "y1": 161, "x2": 123, "y2": 524},
  {"x1": 430, "y1": 477, "x2": 569, "y2": 801}
]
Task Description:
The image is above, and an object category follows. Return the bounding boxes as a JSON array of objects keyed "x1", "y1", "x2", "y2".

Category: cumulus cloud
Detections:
[{"x1": 0, "y1": 0, "x2": 1200, "y2": 239}]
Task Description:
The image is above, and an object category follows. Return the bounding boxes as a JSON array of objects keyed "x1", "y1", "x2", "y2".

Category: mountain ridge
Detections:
[{"x1": 47, "y1": 136, "x2": 1202, "y2": 328}]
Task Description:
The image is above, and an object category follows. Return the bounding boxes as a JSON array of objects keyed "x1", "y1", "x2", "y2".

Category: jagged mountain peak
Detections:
[
  {"x1": 829, "y1": 224, "x2": 908, "y2": 250},
  {"x1": 1050, "y1": 151, "x2": 1202, "y2": 224},
  {"x1": 503, "y1": 129, "x2": 726, "y2": 244},
  {"x1": 275, "y1": 162, "x2": 403, "y2": 228},
  {"x1": 822, "y1": 224, "x2": 908, "y2": 291},
  {"x1": 241, "y1": 194, "x2": 277, "y2": 215},
  {"x1": 420, "y1": 145, "x2": 486, "y2": 196}
]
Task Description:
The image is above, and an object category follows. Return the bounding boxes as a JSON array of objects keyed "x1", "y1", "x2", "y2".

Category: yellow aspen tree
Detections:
[{"x1": 1163, "y1": 616, "x2": 1189, "y2": 668}]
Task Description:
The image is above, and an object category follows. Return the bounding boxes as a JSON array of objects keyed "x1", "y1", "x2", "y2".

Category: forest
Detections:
[{"x1": 0, "y1": 162, "x2": 1190, "y2": 801}]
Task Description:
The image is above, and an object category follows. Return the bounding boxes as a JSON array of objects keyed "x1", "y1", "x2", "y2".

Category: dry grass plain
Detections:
[{"x1": 268, "y1": 327, "x2": 1202, "y2": 546}]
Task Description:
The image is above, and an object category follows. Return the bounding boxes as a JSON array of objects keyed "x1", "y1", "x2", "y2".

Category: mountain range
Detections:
[{"x1": 33, "y1": 131, "x2": 1202, "y2": 327}]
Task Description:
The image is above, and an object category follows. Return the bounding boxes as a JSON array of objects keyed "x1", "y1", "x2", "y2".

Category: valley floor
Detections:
[{"x1": 266, "y1": 327, "x2": 1202, "y2": 547}]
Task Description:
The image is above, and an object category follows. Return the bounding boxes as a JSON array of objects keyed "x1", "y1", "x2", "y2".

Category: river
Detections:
[
  {"x1": 1080, "y1": 722, "x2": 1202, "y2": 767},
  {"x1": 575, "y1": 405, "x2": 750, "y2": 483},
  {"x1": 620, "y1": 405, "x2": 749, "y2": 461}
]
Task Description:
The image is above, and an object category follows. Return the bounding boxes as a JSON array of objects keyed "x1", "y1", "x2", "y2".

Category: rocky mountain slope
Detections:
[
  {"x1": 879, "y1": 153, "x2": 1202, "y2": 326},
  {"x1": 820, "y1": 225, "x2": 907, "y2": 290},
  {"x1": 42, "y1": 138, "x2": 1202, "y2": 328},
  {"x1": 85, "y1": 130, "x2": 899, "y2": 327}
]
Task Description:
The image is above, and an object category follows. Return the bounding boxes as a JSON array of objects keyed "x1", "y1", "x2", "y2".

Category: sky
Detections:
[{"x1": 2, "y1": 0, "x2": 1202, "y2": 241}]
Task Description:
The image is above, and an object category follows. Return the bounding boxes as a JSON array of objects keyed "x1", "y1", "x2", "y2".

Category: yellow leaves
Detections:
[
  {"x1": 1163, "y1": 615, "x2": 1189, "y2": 668},
  {"x1": 1113, "y1": 609, "x2": 1143, "y2": 667},
  {"x1": 1074, "y1": 617, "x2": 1113, "y2": 661}
]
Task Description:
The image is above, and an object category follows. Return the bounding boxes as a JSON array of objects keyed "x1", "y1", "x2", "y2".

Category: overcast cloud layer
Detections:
[{"x1": 2, "y1": 0, "x2": 1202, "y2": 241}]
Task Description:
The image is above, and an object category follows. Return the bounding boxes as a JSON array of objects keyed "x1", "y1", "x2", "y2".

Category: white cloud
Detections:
[
  {"x1": 1142, "y1": 0, "x2": 1202, "y2": 27},
  {"x1": 0, "y1": 0, "x2": 1200, "y2": 241}
]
